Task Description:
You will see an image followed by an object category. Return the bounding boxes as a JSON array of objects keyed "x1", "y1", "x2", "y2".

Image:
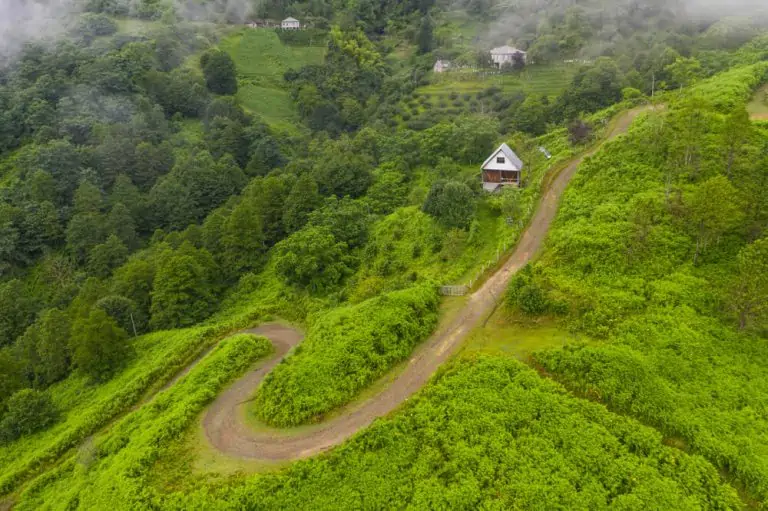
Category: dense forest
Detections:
[{"x1": 0, "y1": 0, "x2": 767, "y2": 508}]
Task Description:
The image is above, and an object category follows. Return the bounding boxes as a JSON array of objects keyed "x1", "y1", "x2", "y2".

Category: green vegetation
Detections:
[
  {"x1": 495, "y1": 64, "x2": 768, "y2": 502},
  {"x1": 1, "y1": 0, "x2": 768, "y2": 507},
  {"x1": 254, "y1": 285, "x2": 439, "y2": 426},
  {"x1": 0, "y1": 324, "x2": 244, "y2": 496},
  {"x1": 19, "y1": 357, "x2": 741, "y2": 509},
  {"x1": 219, "y1": 30, "x2": 325, "y2": 131},
  {"x1": 15, "y1": 333, "x2": 272, "y2": 510}
]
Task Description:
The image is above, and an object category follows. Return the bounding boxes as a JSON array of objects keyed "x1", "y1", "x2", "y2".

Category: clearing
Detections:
[{"x1": 219, "y1": 29, "x2": 325, "y2": 133}]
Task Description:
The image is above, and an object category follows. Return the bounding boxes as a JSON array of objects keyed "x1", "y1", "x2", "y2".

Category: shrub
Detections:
[
  {"x1": 422, "y1": 180, "x2": 476, "y2": 229},
  {"x1": 254, "y1": 285, "x2": 439, "y2": 426},
  {"x1": 0, "y1": 389, "x2": 58, "y2": 444}
]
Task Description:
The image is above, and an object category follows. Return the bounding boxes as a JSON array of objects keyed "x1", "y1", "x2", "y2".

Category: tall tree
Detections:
[
  {"x1": 70, "y1": 308, "x2": 130, "y2": 382},
  {"x1": 283, "y1": 173, "x2": 321, "y2": 233},
  {"x1": 150, "y1": 251, "x2": 216, "y2": 330},
  {"x1": 200, "y1": 50, "x2": 238, "y2": 95},
  {"x1": 684, "y1": 175, "x2": 744, "y2": 264}
]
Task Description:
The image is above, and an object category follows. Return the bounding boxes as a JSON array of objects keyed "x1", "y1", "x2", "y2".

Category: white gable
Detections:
[{"x1": 481, "y1": 144, "x2": 523, "y2": 171}]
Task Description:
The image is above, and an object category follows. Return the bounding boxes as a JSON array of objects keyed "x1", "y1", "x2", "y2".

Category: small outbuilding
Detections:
[
  {"x1": 433, "y1": 59, "x2": 452, "y2": 73},
  {"x1": 281, "y1": 17, "x2": 301, "y2": 29},
  {"x1": 481, "y1": 143, "x2": 524, "y2": 192}
]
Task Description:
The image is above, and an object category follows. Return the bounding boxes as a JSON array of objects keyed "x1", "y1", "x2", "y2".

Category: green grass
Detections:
[
  {"x1": 462, "y1": 312, "x2": 596, "y2": 361},
  {"x1": 218, "y1": 29, "x2": 325, "y2": 133},
  {"x1": 420, "y1": 64, "x2": 578, "y2": 98}
]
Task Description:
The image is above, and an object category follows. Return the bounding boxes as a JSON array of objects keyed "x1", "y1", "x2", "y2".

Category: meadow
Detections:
[{"x1": 219, "y1": 29, "x2": 325, "y2": 133}]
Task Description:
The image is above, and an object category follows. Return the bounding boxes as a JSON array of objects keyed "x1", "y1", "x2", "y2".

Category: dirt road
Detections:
[{"x1": 202, "y1": 106, "x2": 650, "y2": 460}]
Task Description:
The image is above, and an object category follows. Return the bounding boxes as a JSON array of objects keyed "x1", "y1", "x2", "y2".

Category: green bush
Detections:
[
  {"x1": 0, "y1": 390, "x2": 58, "y2": 444},
  {"x1": 254, "y1": 285, "x2": 439, "y2": 426}
]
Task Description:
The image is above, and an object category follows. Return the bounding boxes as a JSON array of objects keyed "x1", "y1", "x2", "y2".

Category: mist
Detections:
[
  {"x1": 0, "y1": 0, "x2": 256, "y2": 66},
  {"x1": 0, "y1": 0, "x2": 80, "y2": 63}
]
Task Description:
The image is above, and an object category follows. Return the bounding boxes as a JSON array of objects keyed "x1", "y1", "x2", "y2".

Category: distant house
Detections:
[
  {"x1": 433, "y1": 59, "x2": 451, "y2": 73},
  {"x1": 281, "y1": 17, "x2": 301, "y2": 29},
  {"x1": 481, "y1": 143, "x2": 524, "y2": 192},
  {"x1": 490, "y1": 46, "x2": 527, "y2": 68}
]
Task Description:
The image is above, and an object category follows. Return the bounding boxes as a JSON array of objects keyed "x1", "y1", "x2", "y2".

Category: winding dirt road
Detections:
[{"x1": 202, "y1": 106, "x2": 650, "y2": 461}]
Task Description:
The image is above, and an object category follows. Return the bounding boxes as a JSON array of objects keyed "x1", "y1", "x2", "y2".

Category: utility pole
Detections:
[{"x1": 130, "y1": 312, "x2": 138, "y2": 338}]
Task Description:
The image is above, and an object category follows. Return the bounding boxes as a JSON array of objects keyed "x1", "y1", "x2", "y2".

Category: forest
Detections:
[{"x1": 0, "y1": 0, "x2": 767, "y2": 508}]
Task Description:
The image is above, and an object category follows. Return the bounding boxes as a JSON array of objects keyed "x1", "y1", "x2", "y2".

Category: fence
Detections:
[{"x1": 439, "y1": 285, "x2": 469, "y2": 296}]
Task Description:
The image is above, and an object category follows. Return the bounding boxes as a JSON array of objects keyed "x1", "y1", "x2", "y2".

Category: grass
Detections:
[
  {"x1": 747, "y1": 83, "x2": 768, "y2": 119},
  {"x1": 420, "y1": 64, "x2": 578, "y2": 98},
  {"x1": 461, "y1": 309, "x2": 595, "y2": 361},
  {"x1": 218, "y1": 29, "x2": 325, "y2": 133}
]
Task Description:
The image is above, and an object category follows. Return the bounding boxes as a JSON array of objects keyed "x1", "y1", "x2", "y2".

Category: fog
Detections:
[
  {"x1": 0, "y1": 0, "x2": 79, "y2": 62},
  {"x1": 0, "y1": 0, "x2": 256, "y2": 64}
]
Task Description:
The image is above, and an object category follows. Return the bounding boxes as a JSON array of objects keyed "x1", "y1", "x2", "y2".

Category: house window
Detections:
[{"x1": 496, "y1": 156, "x2": 505, "y2": 164}]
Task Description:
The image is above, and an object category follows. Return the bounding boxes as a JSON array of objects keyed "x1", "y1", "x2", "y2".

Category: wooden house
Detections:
[{"x1": 481, "y1": 143, "x2": 523, "y2": 192}]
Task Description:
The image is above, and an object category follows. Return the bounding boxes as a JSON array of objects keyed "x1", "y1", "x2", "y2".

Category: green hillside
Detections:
[
  {"x1": 1, "y1": 1, "x2": 767, "y2": 509},
  {"x1": 219, "y1": 29, "x2": 325, "y2": 132}
]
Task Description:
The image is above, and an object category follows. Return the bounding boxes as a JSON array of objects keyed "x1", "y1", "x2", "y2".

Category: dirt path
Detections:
[{"x1": 202, "y1": 106, "x2": 651, "y2": 461}]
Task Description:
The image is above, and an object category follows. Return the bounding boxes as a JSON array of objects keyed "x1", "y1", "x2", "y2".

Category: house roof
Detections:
[
  {"x1": 482, "y1": 143, "x2": 524, "y2": 170},
  {"x1": 282, "y1": 17, "x2": 299, "y2": 22},
  {"x1": 490, "y1": 45, "x2": 526, "y2": 55}
]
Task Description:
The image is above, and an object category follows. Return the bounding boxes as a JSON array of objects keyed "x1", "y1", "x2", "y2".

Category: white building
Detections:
[
  {"x1": 281, "y1": 17, "x2": 301, "y2": 29},
  {"x1": 490, "y1": 46, "x2": 527, "y2": 68},
  {"x1": 433, "y1": 59, "x2": 452, "y2": 73},
  {"x1": 481, "y1": 143, "x2": 524, "y2": 192}
]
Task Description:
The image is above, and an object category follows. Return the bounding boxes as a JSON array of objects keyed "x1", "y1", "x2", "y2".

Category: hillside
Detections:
[{"x1": 0, "y1": 0, "x2": 767, "y2": 509}]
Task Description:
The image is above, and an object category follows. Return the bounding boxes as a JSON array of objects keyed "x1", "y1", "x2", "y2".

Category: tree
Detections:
[
  {"x1": 112, "y1": 257, "x2": 155, "y2": 323},
  {"x1": 273, "y1": 226, "x2": 354, "y2": 293},
  {"x1": 0, "y1": 349, "x2": 24, "y2": 411},
  {"x1": 0, "y1": 280, "x2": 35, "y2": 347},
  {"x1": 283, "y1": 173, "x2": 321, "y2": 233},
  {"x1": 416, "y1": 16, "x2": 434, "y2": 54},
  {"x1": 0, "y1": 389, "x2": 58, "y2": 444},
  {"x1": 150, "y1": 251, "x2": 216, "y2": 330},
  {"x1": 66, "y1": 212, "x2": 105, "y2": 263},
  {"x1": 70, "y1": 308, "x2": 131, "y2": 382},
  {"x1": 206, "y1": 117, "x2": 251, "y2": 167},
  {"x1": 730, "y1": 238, "x2": 768, "y2": 330},
  {"x1": 684, "y1": 175, "x2": 744, "y2": 264},
  {"x1": 720, "y1": 109, "x2": 753, "y2": 179},
  {"x1": 107, "y1": 202, "x2": 138, "y2": 249},
  {"x1": 73, "y1": 181, "x2": 103, "y2": 214},
  {"x1": 314, "y1": 148, "x2": 373, "y2": 198},
  {"x1": 87, "y1": 234, "x2": 128, "y2": 277},
  {"x1": 200, "y1": 50, "x2": 238, "y2": 95},
  {"x1": 96, "y1": 295, "x2": 144, "y2": 336},
  {"x1": 308, "y1": 196, "x2": 372, "y2": 248},
  {"x1": 133, "y1": 142, "x2": 175, "y2": 191},
  {"x1": 219, "y1": 195, "x2": 267, "y2": 276},
  {"x1": 422, "y1": 181, "x2": 476, "y2": 229},
  {"x1": 35, "y1": 309, "x2": 71, "y2": 385},
  {"x1": 17, "y1": 309, "x2": 71, "y2": 387}
]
